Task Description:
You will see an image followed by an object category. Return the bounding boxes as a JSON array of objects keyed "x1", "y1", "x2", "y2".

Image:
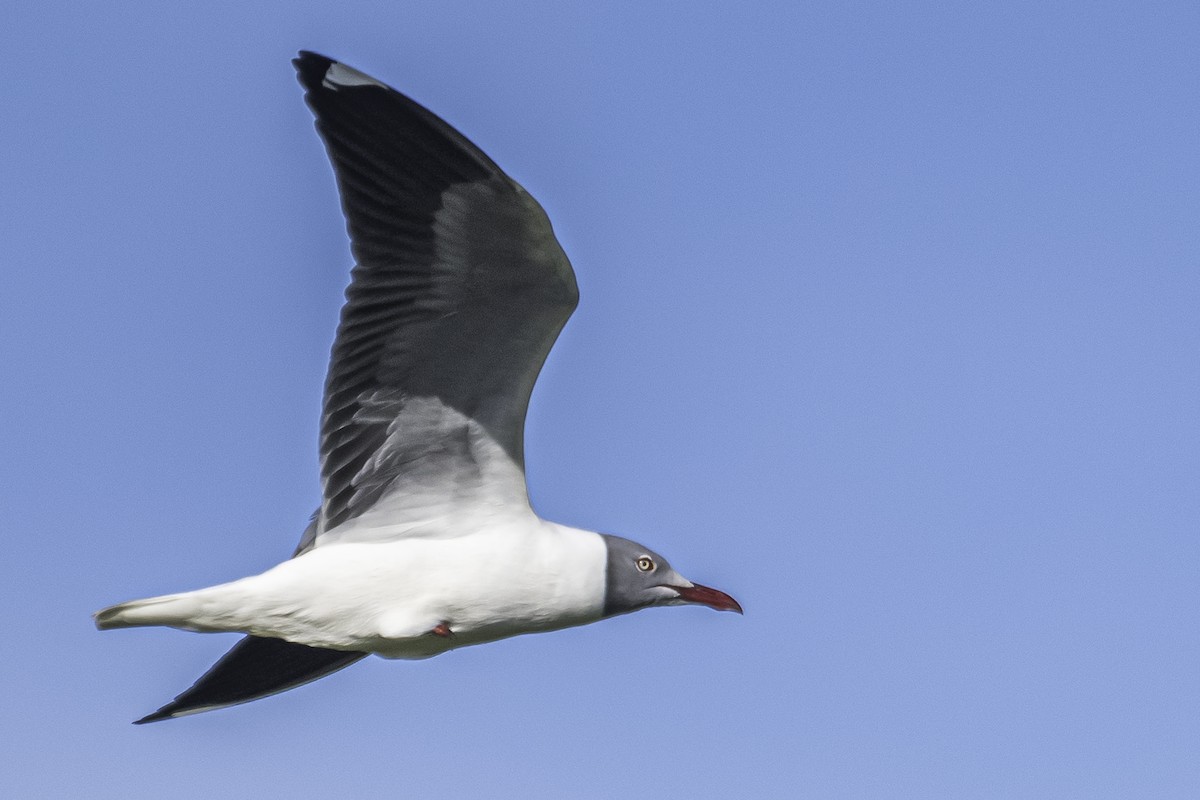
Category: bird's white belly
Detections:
[{"x1": 202, "y1": 521, "x2": 607, "y2": 659}]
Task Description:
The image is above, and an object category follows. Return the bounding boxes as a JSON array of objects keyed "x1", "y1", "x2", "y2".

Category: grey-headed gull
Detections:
[{"x1": 95, "y1": 52, "x2": 740, "y2": 724}]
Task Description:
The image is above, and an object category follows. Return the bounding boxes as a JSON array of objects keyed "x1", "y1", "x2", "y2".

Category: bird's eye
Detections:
[{"x1": 636, "y1": 556, "x2": 655, "y2": 572}]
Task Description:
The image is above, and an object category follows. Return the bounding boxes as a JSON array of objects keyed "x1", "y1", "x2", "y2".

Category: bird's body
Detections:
[
  {"x1": 96, "y1": 52, "x2": 739, "y2": 723},
  {"x1": 100, "y1": 520, "x2": 606, "y2": 660}
]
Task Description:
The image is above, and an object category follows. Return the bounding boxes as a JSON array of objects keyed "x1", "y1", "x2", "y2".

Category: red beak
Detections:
[{"x1": 672, "y1": 583, "x2": 743, "y2": 614}]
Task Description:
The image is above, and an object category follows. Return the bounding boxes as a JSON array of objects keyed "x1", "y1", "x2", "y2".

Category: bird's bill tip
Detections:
[{"x1": 672, "y1": 583, "x2": 743, "y2": 614}]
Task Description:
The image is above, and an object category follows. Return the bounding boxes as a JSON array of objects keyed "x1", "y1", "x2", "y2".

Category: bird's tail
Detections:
[{"x1": 94, "y1": 592, "x2": 203, "y2": 631}]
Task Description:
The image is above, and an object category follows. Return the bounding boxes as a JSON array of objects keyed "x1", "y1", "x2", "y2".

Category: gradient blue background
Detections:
[{"x1": 4, "y1": 2, "x2": 1198, "y2": 797}]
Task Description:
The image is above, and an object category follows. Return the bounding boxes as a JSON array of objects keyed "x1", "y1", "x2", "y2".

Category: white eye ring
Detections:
[{"x1": 636, "y1": 556, "x2": 655, "y2": 572}]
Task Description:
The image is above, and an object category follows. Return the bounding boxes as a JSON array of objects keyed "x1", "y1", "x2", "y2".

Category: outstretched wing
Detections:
[
  {"x1": 294, "y1": 53, "x2": 578, "y2": 544},
  {"x1": 133, "y1": 636, "x2": 366, "y2": 724}
]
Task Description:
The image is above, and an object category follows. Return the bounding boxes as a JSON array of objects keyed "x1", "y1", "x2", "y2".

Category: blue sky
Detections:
[{"x1": 4, "y1": 2, "x2": 1198, "y2": 797}]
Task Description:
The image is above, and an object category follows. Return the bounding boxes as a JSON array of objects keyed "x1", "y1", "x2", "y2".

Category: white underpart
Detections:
[
  {"x1": 107, "y1": 520, "x2": 607, "y2": 659},
  {"x1": 322, "y1": 62, "x2": 387, "y2": 90}
]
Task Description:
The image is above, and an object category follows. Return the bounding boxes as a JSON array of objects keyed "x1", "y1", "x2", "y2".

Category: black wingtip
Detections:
[
  {"x1": 132, "y1": 695, "x2": 213, "y2": 725},
  {"x1": 293, "y1": 50, "x2": 335, "y2": 89},
  {"x1": 129, "y1": 636, "x2": 367, "y2": 725},
  {"x1": 294, "y1": 50, "x2": 332, "y2": 68},
  {"x1": 132, "y1": 708, "x2": 175, "y2": 725}
]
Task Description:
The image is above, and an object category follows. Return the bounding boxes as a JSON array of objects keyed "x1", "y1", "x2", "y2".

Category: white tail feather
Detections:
[{"x1": 93, "y1": 593, "x2": 202, "y2": 630}]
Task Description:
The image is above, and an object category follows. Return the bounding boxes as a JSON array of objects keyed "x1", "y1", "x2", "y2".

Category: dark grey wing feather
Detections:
[
  {"x1": 294, "y1": 53, "x2": 578, "y2": 538},
  {"x1": 292, "y1": 508, "x2": 320, "y2": 557},
  {"x1": 133, "y1": 636, "x2": 367, "y2": 724}
]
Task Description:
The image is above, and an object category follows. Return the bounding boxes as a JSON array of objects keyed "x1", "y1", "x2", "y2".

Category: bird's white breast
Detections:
[{"x1": 207, "y1": 519, "x2": 608, "y2": 659}]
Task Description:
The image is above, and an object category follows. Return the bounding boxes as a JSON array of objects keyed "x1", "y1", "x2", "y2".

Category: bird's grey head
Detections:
[{"x1": 600, "y1": 534, "x2": 742, "y2": 618}]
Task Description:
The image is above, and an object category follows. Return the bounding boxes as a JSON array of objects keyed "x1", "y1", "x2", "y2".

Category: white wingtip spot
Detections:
[{"x1": 322, "y1": 62, "x2": 387, "y2": 91}]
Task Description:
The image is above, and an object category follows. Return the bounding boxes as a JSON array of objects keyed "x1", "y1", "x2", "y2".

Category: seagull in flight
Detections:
[{"x1": 95, "y1": 52, "x2": 741, "y2": 724}]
